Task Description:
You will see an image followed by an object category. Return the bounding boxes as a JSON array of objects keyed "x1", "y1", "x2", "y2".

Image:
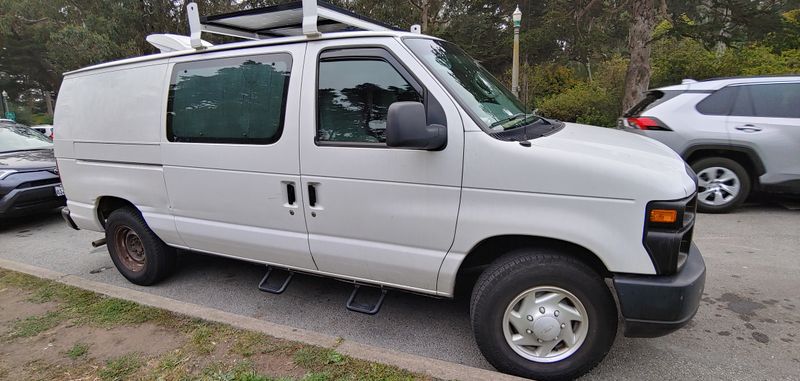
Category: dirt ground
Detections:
[{"x1": 0, "y1": 270, "x2": 426, "y2": 381}]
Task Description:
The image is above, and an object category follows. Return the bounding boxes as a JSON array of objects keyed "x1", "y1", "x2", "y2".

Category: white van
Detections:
[{"x1": 54, "y1": 2, "x2": 705, "y2": 380}]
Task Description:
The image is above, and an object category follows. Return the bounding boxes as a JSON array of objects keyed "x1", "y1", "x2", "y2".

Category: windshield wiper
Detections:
[{"x1": 489, "y1": 113, "x2": 527, "y2": 128}]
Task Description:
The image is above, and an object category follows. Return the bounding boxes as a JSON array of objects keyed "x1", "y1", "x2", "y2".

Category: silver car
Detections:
[{"x1": 619, "y1": 76, "x2": 800, "y2": 213}]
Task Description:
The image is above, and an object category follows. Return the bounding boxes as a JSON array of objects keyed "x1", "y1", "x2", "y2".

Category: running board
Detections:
[
  {"x1": 258, "y1": 266, "x2": 293, "y2": 294},
  {"x1": 346, "y1": 284, "x2": 387, "y2": 315}
]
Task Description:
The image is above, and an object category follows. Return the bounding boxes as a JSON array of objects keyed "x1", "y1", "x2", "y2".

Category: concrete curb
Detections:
[{"x1": 0, "y1": 258, "x2": 527, "y2": 381}]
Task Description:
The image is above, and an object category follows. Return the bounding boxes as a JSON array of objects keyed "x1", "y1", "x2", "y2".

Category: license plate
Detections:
[{"x1": 55, "y1": 185, "x2": 65, "y2": 197}]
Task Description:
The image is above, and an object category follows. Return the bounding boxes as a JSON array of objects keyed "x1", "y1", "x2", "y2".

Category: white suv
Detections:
[
  {"x1": 620, "y1": 76, "x2": 800, "y2": 213},
  {"x1": 53, "y1": 2, "x2": 705, "y2": 380}
]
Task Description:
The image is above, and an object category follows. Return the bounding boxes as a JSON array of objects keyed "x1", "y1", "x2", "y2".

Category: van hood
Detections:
[{"x1": 525, "y1": 122, "x2": 696, "y2": 200}]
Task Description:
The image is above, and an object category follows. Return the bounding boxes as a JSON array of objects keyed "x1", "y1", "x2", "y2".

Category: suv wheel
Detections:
[
  {"x1": 105, "y1": 207, "x2": 176, "y2": 285},
  {"x1": 691, "y1": 157, "x2": 751, "y2": 213},
  {"x1": 470, "y1": 250, "x2": 617, "y2": 381}
]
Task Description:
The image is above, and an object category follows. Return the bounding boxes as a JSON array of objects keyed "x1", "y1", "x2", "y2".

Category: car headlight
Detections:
[{"x1": 0, "y1": 170, "x2": 18, "y2": 180}]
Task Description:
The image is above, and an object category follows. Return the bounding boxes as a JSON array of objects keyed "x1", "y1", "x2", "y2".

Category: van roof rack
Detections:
[{"x1": 188, "y1": 0, "x2": 398, "y2": 46}]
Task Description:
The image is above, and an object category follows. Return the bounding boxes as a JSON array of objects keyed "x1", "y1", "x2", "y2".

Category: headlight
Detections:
[{"x1": 0, "y1": 170, "x2": 17, "y2": 180}]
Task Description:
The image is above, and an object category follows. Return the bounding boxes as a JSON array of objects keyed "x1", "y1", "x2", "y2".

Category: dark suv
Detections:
[{"x1": 0, "y1": 123, "x2": 66, "y2": 219}]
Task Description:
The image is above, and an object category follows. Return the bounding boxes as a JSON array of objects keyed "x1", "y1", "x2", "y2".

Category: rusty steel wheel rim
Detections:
[{"x1": 113, "y1": 225, "x2": 146, "y2": 273}]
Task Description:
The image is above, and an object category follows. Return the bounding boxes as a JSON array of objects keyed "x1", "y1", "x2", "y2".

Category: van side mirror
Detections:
[{"x1": 386, "y1": 102, "x2": 446, "y2": 151}]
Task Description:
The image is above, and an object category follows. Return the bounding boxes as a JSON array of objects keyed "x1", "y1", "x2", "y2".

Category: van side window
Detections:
[
  {"x1": 317, "y1": 57, "x2": 422, "y2": 144},
  {"x1": 167, "y1": 54, "x2": 292, "y2": 144}
]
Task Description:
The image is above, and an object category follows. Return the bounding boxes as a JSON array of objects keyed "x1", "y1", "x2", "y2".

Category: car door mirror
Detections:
[{"x1": 386, "y1": 102, "x2": 446, "y2": 151}]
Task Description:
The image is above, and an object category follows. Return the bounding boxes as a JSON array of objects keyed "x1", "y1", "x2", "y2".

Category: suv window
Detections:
[
  {"x1": 695, "y1": 86, "x2": 737, "y2": 116},
  {"x1": 746, "y1": 83, "x2": 800, "y2": 118},
  {"x1": 317, "y1": 57, "x2": 421, "y2": 144},
  {"x1": 624, "y1": 90, "x2": 682, "y2": 117},
  {"x1": 167, "y1": 53, "x2": 292, "y2": 144}
]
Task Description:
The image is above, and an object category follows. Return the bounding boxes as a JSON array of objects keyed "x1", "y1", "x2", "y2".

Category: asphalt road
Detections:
[{"x1": 1, "y1": 203, "x2": 799, "y2": 380}]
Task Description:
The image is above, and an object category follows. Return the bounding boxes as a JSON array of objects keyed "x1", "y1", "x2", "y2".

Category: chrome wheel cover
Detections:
[{"x1": 502, "y1": 286, "x2": 589, "y2": 363}]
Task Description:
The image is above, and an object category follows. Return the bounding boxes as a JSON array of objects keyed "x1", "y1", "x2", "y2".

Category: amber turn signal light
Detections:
[{"x1": 650, "y1": 209, "x2": 678, "y2": 224}]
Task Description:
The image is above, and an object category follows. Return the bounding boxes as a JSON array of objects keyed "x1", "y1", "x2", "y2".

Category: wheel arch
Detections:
[
  {"x1": 683, "y1": 144, "x2": 765, "y2": 183},
  {"x1": 452, "y1": 235, "x2": 612, "y2": 298},
  {"x1": 96, "y1": 196, "x2": 138, "y2": 228}
]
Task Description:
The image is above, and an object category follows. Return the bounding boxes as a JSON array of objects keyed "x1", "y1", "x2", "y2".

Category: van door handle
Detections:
[
  {"x1": 307, "y1": 184, "x2": 317, "y2": 207},
  {"x1": 286, "y1": 183, "x2": 296, "y2": 206},
  {"x1": 735, "y1": 124, "x2": 762, "y2": 132}
]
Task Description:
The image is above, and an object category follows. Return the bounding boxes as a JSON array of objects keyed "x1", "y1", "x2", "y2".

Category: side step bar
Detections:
[
  {"x1": 258, "y1": 266, "x2": 293, "y2": 294},
  {"x1": 256, "y1": 266, "x2": 388, "y2": 314},
  {"x1": 346, "y1": 284, "x2": 387, "y2": 315}
]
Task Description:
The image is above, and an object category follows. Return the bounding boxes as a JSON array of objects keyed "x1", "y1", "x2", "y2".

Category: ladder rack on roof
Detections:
[{"x1": 187, "y1": 0, "x2": 398, "y2": 48}]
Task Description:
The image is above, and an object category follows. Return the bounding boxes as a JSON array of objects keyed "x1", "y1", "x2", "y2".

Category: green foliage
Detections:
[
  {"x1": 65, "y1": 342, "x2": 90, "y2": 360},
  {"x1": 98, "y1": 353, "x2": 143, "y2": 381},
  {"x1": 46, "y1": 25, "x2": 117, "y2": 75},
  {"x1": 199, "y1": 360, "x2": 285, "y2": 381},
  {"x1": 537, "y1": 82, "x2": 618, "y2": 127},
  {"x1": 191, "y1": 324, "x2": 218, "y2": 355},
  {"x1": 8, "y1": 311, "x2": 65, "y2": 338},
  {"x1": 651, "y1": 37, "x2": 800, "y2": 87}
]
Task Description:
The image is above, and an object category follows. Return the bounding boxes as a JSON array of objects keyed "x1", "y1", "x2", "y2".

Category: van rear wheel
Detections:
[
  {"x1": 105, "y1": 207, "x2": 176, "y2": 286},
  {"x1": 470, "y1": 251, "x2": 616, "y2": 381}
]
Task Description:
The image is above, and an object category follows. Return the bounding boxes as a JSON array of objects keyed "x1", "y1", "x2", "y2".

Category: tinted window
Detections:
[
  {"x1": 730, "y1": 86, "x2": 754, "y2": 116},
  {"x1": 317, "y1": 59, "x2": 421, "y2": 144},
  {"x1": 696, "y1": 86, "x2": 738, "y2": 115},
  {"x1": 167, "y1": 54, "x2": 291, "y2": 144},
  {"x1": 747, "y1": 83, "x2": 800, "y2": 118},
  {"x1": 624, "y1": 90, "x2": 682, "y2": 117}
]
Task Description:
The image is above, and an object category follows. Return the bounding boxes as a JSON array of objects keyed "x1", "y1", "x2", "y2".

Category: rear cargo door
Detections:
[{"x1": 160, "y1": 43, "x2": 316, "y2": 270}]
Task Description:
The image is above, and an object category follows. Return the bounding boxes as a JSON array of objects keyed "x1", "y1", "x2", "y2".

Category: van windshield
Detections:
[{"x1": 404, "y1": 38, "x2": 538, "y2": 131}]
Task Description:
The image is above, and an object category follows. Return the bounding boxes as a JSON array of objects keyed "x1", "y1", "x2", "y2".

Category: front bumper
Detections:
[
  {"x1": 0, "y1": 182, "x2": 66, "y2": 218},
  {"x1": 614, "y1": 243, "x2": 706, "y2": 338}
]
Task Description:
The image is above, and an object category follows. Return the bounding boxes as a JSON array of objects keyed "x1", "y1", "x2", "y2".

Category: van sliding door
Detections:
[{"x1": 160, "y1": 44, "x2": 315, "y2": 270}]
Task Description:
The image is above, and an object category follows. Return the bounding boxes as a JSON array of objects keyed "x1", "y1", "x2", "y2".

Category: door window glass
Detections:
[
  {"x1": 167, "y1": 54, "x2": 292, "y2": 144},
  {"x1": 730, "y1": 86, "x2": 754, "y2": 117},
  {"x1": 317, "y1": 59, "x2": 421, "y2": 144},
  {"x1": 696, "y1": 86, "x2": 737, "y2": 116},
  {"x1": 747, "y1": 83, "x2": 800, "y2": 118}
]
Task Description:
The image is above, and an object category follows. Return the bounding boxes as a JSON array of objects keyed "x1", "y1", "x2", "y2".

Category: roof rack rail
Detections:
[{"x1": 186, "y1": 0, "x2": 398, "y2": 48}]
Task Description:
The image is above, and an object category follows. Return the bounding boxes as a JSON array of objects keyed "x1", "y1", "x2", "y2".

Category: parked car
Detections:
[
  {"x1": 31, "y1": 125, "x2": 55, "y2": 140},
  {"x1": 53, "y1": 2, "x2": 705, "y2": 380},
  {"x1": 0, "y1": 123, "x2": 66, "y2": 219},
  {"x1": 619, "y1": 76, "x2": 800, "y2": 213}
]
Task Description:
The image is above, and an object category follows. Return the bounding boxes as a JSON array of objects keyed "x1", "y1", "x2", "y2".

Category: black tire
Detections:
[
  {"x1": 691, "y1": 157, "x2": 751, "y2": 214},
  {"x1": 470, "y1": 250, "x2": 617, "y2": 381},
  {"x1": 105, "y1": 207, "x2": 176, "y2": 286}
]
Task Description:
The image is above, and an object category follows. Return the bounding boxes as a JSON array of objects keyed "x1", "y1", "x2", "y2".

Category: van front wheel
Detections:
[
  {"x1": 470, "y1": 251, "x2": 617, "y2": 381},
  {"x1": 105, "y1": 207, "x2": 176, "y2": 286}
]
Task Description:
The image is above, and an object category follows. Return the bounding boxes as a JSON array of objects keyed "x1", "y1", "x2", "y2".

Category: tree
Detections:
[{"x1": 622, "y1": 0, "x2": 658, "y2": 112}]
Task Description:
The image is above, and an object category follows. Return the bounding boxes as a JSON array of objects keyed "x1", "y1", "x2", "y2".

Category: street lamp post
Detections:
[{"x1": 511, "y1": 6, "x2": 522, "y2": 98}]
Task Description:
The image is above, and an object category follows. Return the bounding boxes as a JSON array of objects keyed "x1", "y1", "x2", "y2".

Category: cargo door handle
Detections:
[
  {"x1": 735, "y1": 124, "x2": 762, "y2": 132},
  {"x1": 286, "y1": 183, "x2": 296, "y2": 205},
  {"x1": 308, "y1": 184, "x2": 318, "y2": 207}
]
